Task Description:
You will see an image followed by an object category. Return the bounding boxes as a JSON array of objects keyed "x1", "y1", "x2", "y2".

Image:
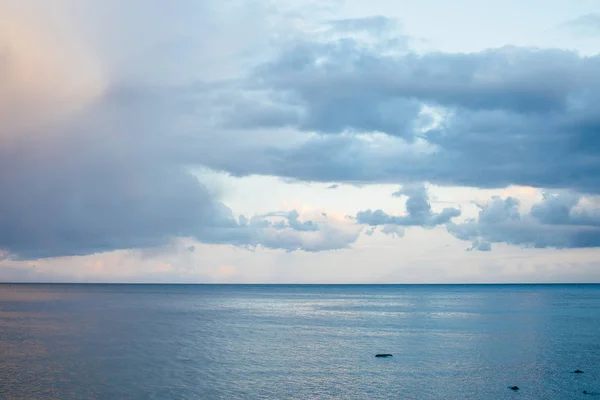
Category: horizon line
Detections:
[{"x1": 1, "y1": 282, "x2": 599, "y2": 285}]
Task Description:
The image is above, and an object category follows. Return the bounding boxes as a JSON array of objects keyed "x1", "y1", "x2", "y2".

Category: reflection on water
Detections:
[{"x1": 1, "y1": 284, "x2": 599, "y2": 399}]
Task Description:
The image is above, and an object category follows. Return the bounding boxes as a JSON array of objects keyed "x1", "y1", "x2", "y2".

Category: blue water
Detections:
[{"x1": 1, "y1": 284, "x2": 599, "y2": 399}]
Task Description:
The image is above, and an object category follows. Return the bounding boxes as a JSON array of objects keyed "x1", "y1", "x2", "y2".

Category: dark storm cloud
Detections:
[
  {"x1": 447, "y1": 194, "x2": 600, "y2": 251},
  {"x1": 254, "y1": 44, "x2": 580, "y2": 117},
  {"x1": 355, "y1": 184, "x2": 461, "y2": 229},
  {"x1": 0, "y1": 144, "x2": 230, "y2": 259},
  {"x1": 0, "y1": 133, "x2": 355, "y2": 259},
  {"x1": 209, "y1": 37, "x2": 600, "y2": 194}
]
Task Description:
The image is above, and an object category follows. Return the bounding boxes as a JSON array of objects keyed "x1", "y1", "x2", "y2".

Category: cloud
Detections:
[
  {"x1": 207, "y1": 34, "x2": 600, "y2": 194},
  {"x1": 0, "y1": 1, "x2": 360, "y2": 260},
  {"x1": 3, "y1": 1, "x2": 600, "y2": 263},
  {"x1": 0, "y1": 131, "x2": 358, "y2": 259},
  {"x1": 380, "y1": 225, "x2": 405, "y2": 238},
  {"x1": 468, "y1": 239, "x2": 491, "y2": 252},
  {"x1": 239, "y1": 210, "x2": 361, "y2": 252},
  {"x1": 562, "y1": 13, "x2": 600, "y2": 35},
  {"x1": 253, "y1": 44, "x2": 579, "y2": 119},
  {"x1": 355, "y1": 184, "x2": 460, "y2": 234},
  {"x1": 531, "y1": 192, "x2": 600, "y2": 226},
  {"x1": 327, "y1": 16, "x2": 400, "y2": 35},
  {"x1": 447, "y1": 193, "x2": 600, "y2": 251},
  {"x1": 256, "y1": 210, "x2": 319, "y2": 231}
]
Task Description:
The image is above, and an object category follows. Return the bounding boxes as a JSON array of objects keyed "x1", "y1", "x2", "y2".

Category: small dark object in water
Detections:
[
  {"x1": 375, "y1": 354, "x2": 393, "y2": 358},
  {"x1": 574, "y1": 370, "x2": 584, "y2": 373},
  {"x1": 583, "y1": 391, "x2": 600, "y2": 396},
  {"x1": 508, "y1": 386, "x2": 519, "y2": 391}
]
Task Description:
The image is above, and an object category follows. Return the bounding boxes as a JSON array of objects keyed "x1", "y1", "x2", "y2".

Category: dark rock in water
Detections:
[
  {"x1": 508, "y1": 386, "x2": 519, "y2": 391},
  {"x1": 375, "y1": 354, "x2": 393, "y2": 358},
  {"x1": 574, "y1": 369, "x2": 584, "y2": 373}
]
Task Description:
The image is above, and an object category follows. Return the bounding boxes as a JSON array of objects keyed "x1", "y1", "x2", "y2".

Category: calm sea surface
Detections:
[{"x1": 1, "y1": 284, "x2": 599, "y2": 399}]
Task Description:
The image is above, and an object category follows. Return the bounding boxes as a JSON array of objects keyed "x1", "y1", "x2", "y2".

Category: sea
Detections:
[{"x1": 0, "y1": 284, "x2": 599, "y2": 399}]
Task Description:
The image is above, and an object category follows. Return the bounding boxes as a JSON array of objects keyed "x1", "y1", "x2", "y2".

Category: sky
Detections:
[{"x1": 1, "y1": 0, "x2": 600, "y2": 283}]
